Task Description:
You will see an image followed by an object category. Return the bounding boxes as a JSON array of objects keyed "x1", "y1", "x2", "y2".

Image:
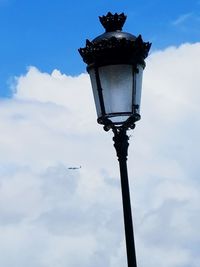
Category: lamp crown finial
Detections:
[{"x1": 99, "y1": 12, "x2": 127, "y2": 32}]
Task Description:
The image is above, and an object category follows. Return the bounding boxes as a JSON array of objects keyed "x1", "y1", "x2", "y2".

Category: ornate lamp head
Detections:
[{"x1": 79, "y1": 12, "x2": 151, "y2": 131}]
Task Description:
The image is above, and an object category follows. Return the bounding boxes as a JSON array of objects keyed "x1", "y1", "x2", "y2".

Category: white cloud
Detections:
[
  {"x1": 172, "y1": 12, "x2": 200, "y2": 35},
  {"x1": 0, "y1": 43, "x2": 200, "y2": 266},
  {"x1": 172, "y1": 13, "x2": 193, "y2": 26}
]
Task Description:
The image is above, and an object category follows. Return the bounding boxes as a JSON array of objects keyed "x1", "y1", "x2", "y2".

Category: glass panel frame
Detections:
[{"x1": 88, "y1": 64, "x2": 143, "y2": 125}]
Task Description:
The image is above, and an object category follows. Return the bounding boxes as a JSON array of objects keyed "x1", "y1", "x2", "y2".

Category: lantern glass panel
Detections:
[
  {"x1": 99, "y1": 64, "x2": 133, "y2": 117},
  {"x1": 89, "y1": 68, "x2": 102, "y2": 118}
]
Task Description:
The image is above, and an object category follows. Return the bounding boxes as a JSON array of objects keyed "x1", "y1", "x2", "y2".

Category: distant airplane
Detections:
[{"x1": 68, "y1": 166, "x2": 81, "y2": 170}]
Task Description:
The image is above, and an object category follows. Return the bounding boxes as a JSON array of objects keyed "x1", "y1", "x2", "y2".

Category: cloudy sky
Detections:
[{"x1": 0, "y1": 1, "x2": 200, "y2": 267}]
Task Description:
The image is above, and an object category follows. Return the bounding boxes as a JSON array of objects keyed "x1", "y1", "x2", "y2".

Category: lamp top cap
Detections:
[{"x1": 99, "y1": 12, "x2": 127, "y2": 32}]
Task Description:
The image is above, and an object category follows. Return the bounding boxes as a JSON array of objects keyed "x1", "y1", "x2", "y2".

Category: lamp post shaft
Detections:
[{"x1": 113, "y1": 128, "x2": 137, "y2": 267}]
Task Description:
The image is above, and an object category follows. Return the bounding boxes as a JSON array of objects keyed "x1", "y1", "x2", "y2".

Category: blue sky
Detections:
[
  {"x1": 0, "y1": 0, "x2": 200, "y2": 96},
  {"x1": 0, "y1": 2, "x2": 200, "y2": 266}
]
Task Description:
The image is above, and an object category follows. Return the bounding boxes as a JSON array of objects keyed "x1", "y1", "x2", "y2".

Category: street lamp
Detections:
[{"x1": 79, "y1": 12, "x2": 151, "y2": 267}]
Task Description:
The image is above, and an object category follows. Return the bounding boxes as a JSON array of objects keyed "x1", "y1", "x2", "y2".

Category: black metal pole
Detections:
[{"x1": 113, "y1": 127, "x2": 137, "y2": 267}]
